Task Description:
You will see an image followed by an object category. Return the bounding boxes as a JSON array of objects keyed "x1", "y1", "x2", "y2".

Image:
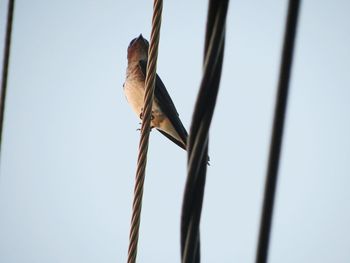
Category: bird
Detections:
[{"x1": 123, "y1": 34, "x2": 188, "y2": 150}]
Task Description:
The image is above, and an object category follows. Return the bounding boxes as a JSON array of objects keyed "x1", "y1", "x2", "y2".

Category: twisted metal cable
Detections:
[
  {"x1": 127, "y1": 1, "x2": 163, "y2": 262},
  {"x1": 0, "y1": 0, "x2": 15, "y2": 155},
  {"x1": 255, "y1": 1, "x2": 301, "y2": 262},
  {"x1": 181, "y1": 1, "x2": 229, "y2": 262}
]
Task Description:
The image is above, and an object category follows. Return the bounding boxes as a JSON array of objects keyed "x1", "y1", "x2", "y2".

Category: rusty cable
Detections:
[{"x1": 126, "y1": 1, "x2": 163, "y2": 263}]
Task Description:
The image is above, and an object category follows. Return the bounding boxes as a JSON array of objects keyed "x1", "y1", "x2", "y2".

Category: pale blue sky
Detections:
[{"x1": 0, "y1": 1, "x2": 349, "y2": 262}]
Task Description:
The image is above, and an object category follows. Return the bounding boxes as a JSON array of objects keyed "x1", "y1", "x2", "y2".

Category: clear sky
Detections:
[{"x1": 0, "y1": 1, "x2": 350, "y2": 262}]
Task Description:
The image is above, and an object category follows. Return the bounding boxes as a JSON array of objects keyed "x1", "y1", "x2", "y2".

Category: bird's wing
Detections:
[{"x1": 139, "y1": 60, "x2": 188, "y2": 149}]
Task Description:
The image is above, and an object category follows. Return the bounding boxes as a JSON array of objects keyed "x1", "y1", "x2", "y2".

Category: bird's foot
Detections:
[
  {"x1": 139, "y1": 108, "x2": 155, "y2": 120},
  {"x1": 136, "y1": 124, "x2": 154, "y2": 132}
]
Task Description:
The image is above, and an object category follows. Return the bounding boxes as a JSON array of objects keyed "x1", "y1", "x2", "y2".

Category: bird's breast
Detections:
[
  {"x1": 124, "y1": 78, "x2": 166, "y2": 128},
  {"x1": 124, "y1": 78, "x2": 145, "y2": 117}
]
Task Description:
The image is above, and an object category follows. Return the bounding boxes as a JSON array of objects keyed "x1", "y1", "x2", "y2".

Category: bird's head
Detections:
[{"x1": 127, "y1": 34, "x2": 149, "y2": 63}]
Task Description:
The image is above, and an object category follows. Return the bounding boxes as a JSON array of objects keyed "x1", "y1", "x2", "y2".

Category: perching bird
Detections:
[{"x1": 123, "y1": 34, "x2": 188, "y2": 150}]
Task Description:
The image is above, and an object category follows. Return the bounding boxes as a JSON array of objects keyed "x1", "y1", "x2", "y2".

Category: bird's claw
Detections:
[
  {"x1": 139, "y1": 108, "x2": 155, "y2": 120},
  {"x1": 136, "y1": 124, "x2": 154, "y2": 132}
]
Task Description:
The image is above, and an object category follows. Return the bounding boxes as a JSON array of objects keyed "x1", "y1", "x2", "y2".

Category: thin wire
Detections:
[
  {"x1": 0, "y1": 0, "x2": 15, "y2": 156},
  {"x1": 181, "y1": 1, "x2": 229, "y2": 262},
  {"x1": 126, "y1": 0, "x2": 163, "y2": 263},
  {"x1": 255, "y1": 1, "x2": 301, "y2": 262}
]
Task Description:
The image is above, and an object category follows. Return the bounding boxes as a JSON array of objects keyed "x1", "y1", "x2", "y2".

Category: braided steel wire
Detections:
[
  {"x1": 127, "y1": 1, "x2": 163, "y2": 263},
  {"x1": 0, "y1": 0, "x2": 15, "y2": 154},
  {"x1": 181, "y1": 1, "x2": 229, "y2": 262}
]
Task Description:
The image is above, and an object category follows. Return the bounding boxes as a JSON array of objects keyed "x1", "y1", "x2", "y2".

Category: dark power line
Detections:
[
  {"x1": 0, "y1": 0, "x2": 16, "y2": 155},
  {"x1": 256, "y1": 1, "x2": 301, "y2": 262},
  {"x1": 181, "y1": 1, "x2": 229, "y2": 262}
]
